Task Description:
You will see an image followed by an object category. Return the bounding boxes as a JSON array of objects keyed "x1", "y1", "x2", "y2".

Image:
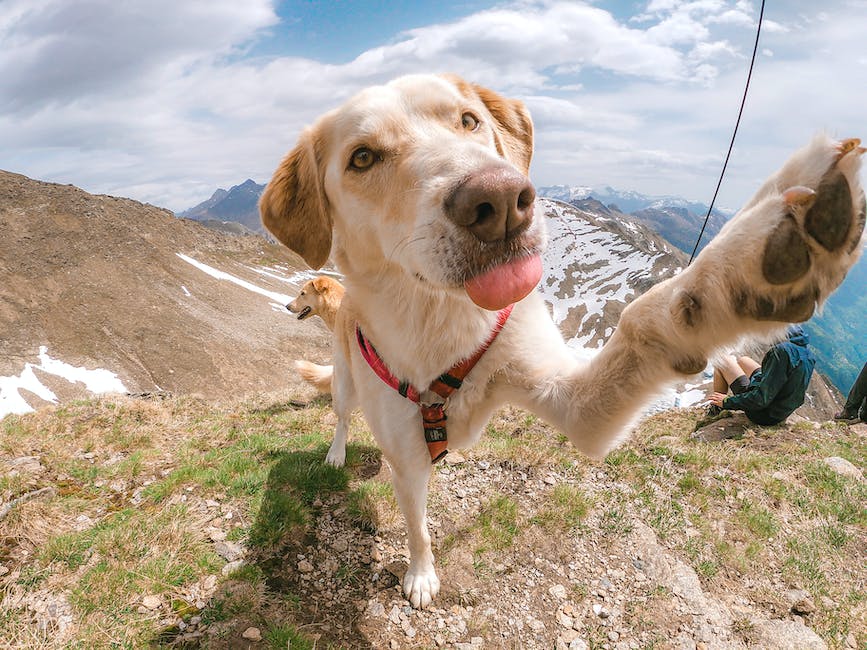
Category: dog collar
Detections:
[{"x1": 356, "y1": 304, "x2": 513, "y2": 463}]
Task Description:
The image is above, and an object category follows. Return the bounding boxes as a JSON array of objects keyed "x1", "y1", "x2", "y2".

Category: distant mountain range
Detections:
[
  {"x1": 538, "y1": 184, "x2": 733, "y2": 256},
  {"x1": 178, "y1": 178, "x2": 865, "y2": 394},
  {"x1": 178, "y1": 179, "x2": 266, "y2": 234}
]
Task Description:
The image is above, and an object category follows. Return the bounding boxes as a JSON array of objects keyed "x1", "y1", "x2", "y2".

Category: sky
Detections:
[{"x1": 1, "y1": 0, "x2": 865, "y2": 213}]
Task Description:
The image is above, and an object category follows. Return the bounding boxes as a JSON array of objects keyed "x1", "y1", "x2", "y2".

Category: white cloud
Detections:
[{"x1": 0, "y1": 0, "x2": 864, "y2": 213}]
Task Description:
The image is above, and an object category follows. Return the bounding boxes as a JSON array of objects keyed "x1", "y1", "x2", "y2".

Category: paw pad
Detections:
[
  {"x1": 804, "y1": 168, "x2": 854, "y2": 252},
  {"x1": 762, "y1": 216, "x2": 811, "y2": 285}
]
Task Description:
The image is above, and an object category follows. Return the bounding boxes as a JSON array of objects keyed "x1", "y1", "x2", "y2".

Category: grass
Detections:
[
  {"x1": 531, "y1": 483, "x2": 593, "y2": 532},
  {"x1": 0, "y1": 394, "x2": 382, "y2": 648},
  {"x1": 1, "y1": 396, "x2": 864, "y2": 649}
]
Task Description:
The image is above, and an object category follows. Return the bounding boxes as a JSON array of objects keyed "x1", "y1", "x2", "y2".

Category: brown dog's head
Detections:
[
  {"x1": 286, "y1": 276, "x2": 339, "y2": 320},
  {"x1": 260, "y1": 74, "x2": 545, "y2": 310}
]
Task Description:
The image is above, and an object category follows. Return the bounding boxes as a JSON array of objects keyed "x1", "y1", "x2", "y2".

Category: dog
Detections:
[
  {"x1": 288, "y1": 276, "x2": 345, "y2": 395},
  {"x1": 286, "y1": 276, "x2": 344, "y2": 330},
  {"x1": 260, "y1": 73, "x2": 865, "y2": 609}
]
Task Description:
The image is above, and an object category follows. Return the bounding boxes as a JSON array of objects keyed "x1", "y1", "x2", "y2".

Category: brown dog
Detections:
[
  {"x1": 286, "y1": 276, "x2": 344, "y2": 330},
  {"x1": 260, "y1": 73, "x2": 865, "y2": 608},
  {"x1": 286, "y1": 276, "x2": 345, "y2": 395}
]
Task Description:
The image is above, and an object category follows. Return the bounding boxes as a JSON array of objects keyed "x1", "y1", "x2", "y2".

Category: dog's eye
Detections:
[
  {"x1": 350, "y1": 147, "x2": 376, "y2": 170},
  {"x1": 299, "y1": 291, "x2": 305, "y2": 296},
  {"x1": 461, "y1": 112, "x2": 480, "y2": 132}
]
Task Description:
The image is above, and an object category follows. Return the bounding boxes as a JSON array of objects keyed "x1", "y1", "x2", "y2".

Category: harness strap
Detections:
[{"x1": 357, "y1": 304, "x2": 513, "y2": 463}]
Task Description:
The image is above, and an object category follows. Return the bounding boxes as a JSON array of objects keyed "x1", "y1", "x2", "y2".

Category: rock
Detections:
[
  {"x1": 549, "y1": 583, "x2": 567, "y2": 599},
  {"x1": 557, "y1": 610, "x2": 574, "y2": 628},
  {"x1": 298, "y1": 560, "x2": 314, "y2": 573},
  {"x1": 207, "y1": 527, "x2": 227, "y2": 542},
  {"x1": 560, "y1": 629, "x2": 580, "y2": 643},
  {"x1": 787, "y1": 590, "x2": 816, "y2": 614},
  {"x1": 569, "y1": 639, "x2": 590, "y2": 650},
  {"x1": 141, "y1": 595, "x2": 162, "y2": 610},
  {"x1": 444, "y1": 451, "x2": 466, "y2": 464},
  {"x1": 242, "y1": 626, "x2": 262, "y2": 641},
  {"x1": 214, "y1": 540, "x2": 245, "y2": 562},
  {"x1": 221, "y1": 560, "x2": 245, "y2": 576},
  {"x1": 845, "y1": 632, "x2": 857, "y2": 648},
  {"x1": 527, "y1": 617, "x2": 545, "y2": 632},
  {"x1": 332, "y1": 539, "x2": 348, "y2": 553},
  {"x1": 823, "y1": 457, "x2": 863, "y2": 481},
  {"x1": 367, "y1": 601, "x2": 386, "y2": 617},
  {"x1": 752, "y1": 619, "x2": 827, "y2": 650},
  {"x1": 691, "y1": 412, "x2": 749, "y2": 442}
]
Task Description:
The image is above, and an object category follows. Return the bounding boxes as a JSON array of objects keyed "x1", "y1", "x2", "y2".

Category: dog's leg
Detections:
[
  {"x1": 517, "y1": 134, "x2": 864, "y2": 459},
  {"x1": 326, "y1": 346, "x2": 355, "y2": 467},
  {"x1": 391, "y1": 457, "x2": 439, "y2": 609},
  {"x1": 362, "y1": 394, "x2": 440, "y2": 608}
]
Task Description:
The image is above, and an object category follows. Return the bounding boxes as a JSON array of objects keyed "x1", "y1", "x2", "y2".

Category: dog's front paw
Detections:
[
  {"x1": 403, "y1": 563, "x2": 440, "y2": 609},
  {"x1": 706, "y1": 135, "x2": 864, "y2": 325},
  {"x1": 325, "y1": 441, "x2": 346, "y2": 467}
]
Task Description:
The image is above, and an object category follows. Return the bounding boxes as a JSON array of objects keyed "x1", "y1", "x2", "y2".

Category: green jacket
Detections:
[{"x1": 723, "y1": 326, "x2": 816, "y2": 425}]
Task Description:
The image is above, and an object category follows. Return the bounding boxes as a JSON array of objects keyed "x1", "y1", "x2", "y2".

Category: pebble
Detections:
[
  {"x1": 141, "y1": 595, "x2": 161, "y2": 610},
  {"x1": 298, "y1": 560, "x2": 314, "y2": 573},
  {"x1": 221, "y1": 559, "x2": 244, "y2": 576},
  {"x1": 823, "y1": 456, "x2": 863, "y2": 481},
  {"x1": 242, "y1": 626, "x2": 262, "y2": 641},
  {"x1": 214, "y1": 540, "x2": 245, "y2": 562},
  {"x1": 527, "y1": 618, "x2": 545, "y2": 632},
  {"x1": 332, "y1": 539, "x2": 348, "y2": 553},
  {"x1": 549, "y1": 584, "x2": 567, "y2": 599},
  {"x1": 791, "y1": 595, "x2": 816, "y2": 615}
]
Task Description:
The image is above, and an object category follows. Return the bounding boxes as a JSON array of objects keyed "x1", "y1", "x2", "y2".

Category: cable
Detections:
[{"x1": 688, "y1": 0, "x2": 766, "y2": 265}]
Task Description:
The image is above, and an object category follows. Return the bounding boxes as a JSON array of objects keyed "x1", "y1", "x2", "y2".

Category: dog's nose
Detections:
[{"x1": 444, "y1": 166, "x2": 536, "y2": 242}]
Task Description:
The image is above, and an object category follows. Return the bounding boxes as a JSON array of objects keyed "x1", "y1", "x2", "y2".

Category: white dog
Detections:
[{"x1": 260, "y1": 73, "x2": 865, "y2": 608}]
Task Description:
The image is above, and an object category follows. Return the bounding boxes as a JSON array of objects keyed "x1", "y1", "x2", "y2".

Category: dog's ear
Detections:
[
  {"x1": 471, "y1": 83, "x2": 534, "y2": 176},
  {"x1": 260, "y1": 127, "x2": 332, "y2": 269},
  {"x1": 312, "y1": 276, "x2": 330, "y2": 294}
]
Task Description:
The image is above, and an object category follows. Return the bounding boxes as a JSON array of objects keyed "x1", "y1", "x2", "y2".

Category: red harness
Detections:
[{"x1": 356, "y1": 304, "x2": 513, "y2": 463}]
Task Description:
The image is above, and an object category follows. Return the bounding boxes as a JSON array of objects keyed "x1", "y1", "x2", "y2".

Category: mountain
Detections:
[
  {"x1": 538, "y1": 197, "x2": 686, "y2": 348},
  {"x1": 0, "y1": 170, "x2": 330, "y2": 416},
  {"x1": 539, "y1": 184, "x2": 732, "y2": 256},
  {"x1": 804, "y1": 256, "x2": 867, "y2": 394},
  {"x1": 540, "y1": 183, "x2": 866, "y2": 395},
  {"x1": 179, "y1": 179, "x2": 266, "y2": 234},
  {"x1": 1, "y1": 173, "x2": 842, "y2": 418}
]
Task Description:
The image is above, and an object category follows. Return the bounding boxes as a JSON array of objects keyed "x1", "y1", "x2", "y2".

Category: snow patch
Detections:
[
  {"x1": 1, "y1": 347, "x2": 128, "y2": 419},
  {"x1": 177, "y1": 253, "x2": 292, "y2": 304}
]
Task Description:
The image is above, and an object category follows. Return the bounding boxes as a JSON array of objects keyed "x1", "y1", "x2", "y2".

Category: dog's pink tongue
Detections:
[{"x1": 464, "y1": 255, "x2": 542, "y2": 311}]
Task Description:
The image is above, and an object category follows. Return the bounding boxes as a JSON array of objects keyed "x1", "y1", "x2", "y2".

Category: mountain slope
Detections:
[
  {"x1": 805, "y1": 256, "x2": 867, "y2": 393},
  {"x1": 539, "y1": 198, "x2": 686, "y2": 348},
  {"x1": 0, "y1": 170, "x2": 328, "y2": 412}
]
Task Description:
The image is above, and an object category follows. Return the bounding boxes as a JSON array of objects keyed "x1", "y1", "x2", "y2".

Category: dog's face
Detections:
[
  {"x1": 286, "y1": 279, "x2": 322, "y2": 320},
  {"x1": 286, "y1": 277, "x2": 340, "y2": 320},
  {"x1": 261, "y1": 74, "x2": 546, "y2": 311}
]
